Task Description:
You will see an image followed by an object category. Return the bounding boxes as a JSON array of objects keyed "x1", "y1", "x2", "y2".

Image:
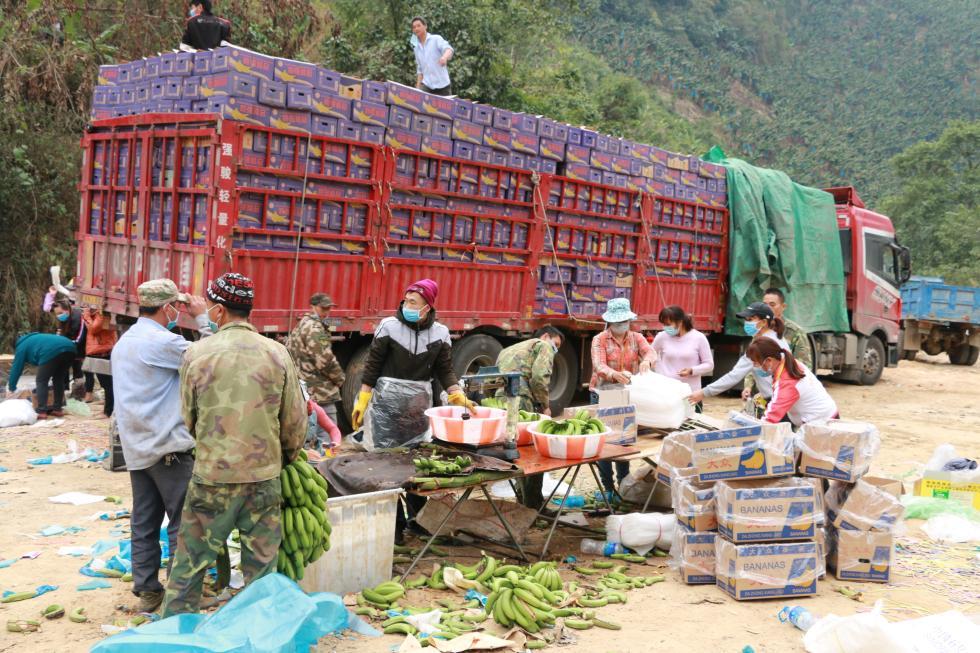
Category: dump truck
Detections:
[{"x1": 900, "y1": 276, "x2": 980, "y2": 365}]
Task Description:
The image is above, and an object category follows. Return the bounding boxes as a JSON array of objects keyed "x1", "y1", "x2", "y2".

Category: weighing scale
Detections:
[{"x1": 435, "y1": 366, "x2": 523, "y2": 461}]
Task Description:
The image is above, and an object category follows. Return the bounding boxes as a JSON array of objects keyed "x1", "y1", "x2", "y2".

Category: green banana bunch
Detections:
[
  {"x1": 413, "y1": 454, "x2": 472, "y2": 476},
  {"x1": 518, "y1": 410, "x2": 541, "y2": 422},
  {"x1": 277, "y1": 450, "x2": 332, "y2": 582},
  {"x1": 480, "y1": 397, "x2": 508, "y2": 409},
  {"x1": 360, "y1": 580, "x2": 406, "y2": 609},
  {"x1": 536, "y1": 412, "x2": 606, "y2": 436}
]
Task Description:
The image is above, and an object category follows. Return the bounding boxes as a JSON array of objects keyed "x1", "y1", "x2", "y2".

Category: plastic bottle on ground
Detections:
[
  {"x1": 778, "y1": 605, "x2": 817, "y2": 631},
  {"x1": 580, "y1": 539, "x2": 626, "y2": 556},
  {"x1": 552, "y1": 495, "x2": 585, "y2": 507}
]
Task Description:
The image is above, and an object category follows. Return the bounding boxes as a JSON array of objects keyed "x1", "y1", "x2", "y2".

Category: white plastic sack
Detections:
[
  {"x1": 628, "y1": 372, "x2": 692, "y2": 429},
  {"x1": 804, "y1": 600, "x2": 980, "y2": 653},
  {"x1": 0, "y1": 399, "x2": 37, "y2": 428},
  {"x1": 605, "y1": 512, "x2": 675, "y2": 555},
  {"x1": 921, "y1": 515, "x2": 980, "y2": 543}
]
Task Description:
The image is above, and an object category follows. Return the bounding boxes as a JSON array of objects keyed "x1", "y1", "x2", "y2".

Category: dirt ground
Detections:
[{"x1": 0, "y1": 354, "x2": 977, "y2": 653}]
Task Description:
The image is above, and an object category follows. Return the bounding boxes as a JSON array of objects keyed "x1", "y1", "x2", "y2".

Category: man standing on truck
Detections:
[
  {"x1": 112, "y1": 279, "x2": 212, "y2": 613},
  {"x1": 181, "y1": 0, "x2": 230, "y2": 51},
  {"x1": 742, "y1": 288, "x2": 812, "y2": 401},
  {"x1": 286, "y1": 292, "x2": 345, "y2": 447},
  {"x1": 163, "y1": 273, "x2": 307, "y2": 617},
  {"x1": 411, "y1": 16, "x2": 454, "y2": 96},
  {"x1": 495, "y1": 326, "x2": 564, "y2": 510}
]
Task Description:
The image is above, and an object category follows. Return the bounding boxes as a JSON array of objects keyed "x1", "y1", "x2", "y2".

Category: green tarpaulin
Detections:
[{"x1": 703, "y1": 146, "x2": 849, "y2": 335}]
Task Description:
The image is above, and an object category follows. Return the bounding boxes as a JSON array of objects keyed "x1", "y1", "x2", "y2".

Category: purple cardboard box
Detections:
[
  {"x1": 619, "y1": 139, "x2": 634, "y2": 157},
  {"x1": 595, "y1": 133, "x2": 609, "y2": 152},
  {"x1": 312, "y1": 114, "x2": 338, "y2": 137},
  {"x1": 420, "y1": 92, "x2": 454, "y2": 120},
  {"x1": 193, "y1": 51, "x2": 212, "y2": 75},
  {"x1": 201, "y1": 71, "x2": 259, "y2": 100},
  {"x1": 538, "y1": 118, "x2": 557, "y2": 139},
  {"x1": 680, "y1": 171, "x2": 699, "y2": 188},
  {"x1": 567, "y1": 126, "x2": 583, "y2": 146},
  {"x1": 144, "y1": 57, "x2": 160, "y2": 79},
  {"x1": 452, "y1": 120, "x2": 483, "y2": 145},
  {"x1": 135, "y1": 82, "x2": 150, "y2": 103},
  {"x1": 607, "y1": 137, "x2": 621, "y2": 155},
  {"x1": 386, "y1": 82, "x2": 425, "y2": 112},
  {"x1": 630, "y1": 158, "x2": 653, "y2": 177},
  {"x1": 286, "y1": 83, "x2": 313, "y2": 110},
  {"x1": 182, "y1": 76, "x2": 202, "y2": 100},
  {"x1": 581, "y1": 129, "x2": 598, "y2": 149},
  {"x1": 473, "y1": 145, "x2": 493, "y2": 165},
  {"x1": 552, "y1": 122, "x2": 569, "y2": 142},
  {"x1": 633, "y1": 142, "x2": 652, "y2": 161},
  {"x1": 590, "y1": 150, "x2": 613, "y2": 171},
  {"x1": 541, "y1": 159, "x2": 557, "y2": 174},
  {"x1": 611, "y1": 155, "x2": 632, "y2": 175},
  {"x1": 490, "y1": 150, "x2": 509, "y2": 167},
  {"x1": 336, "y1": 119, "x2": 362, "y2": 142},
  {"x1": 126, "y1": 60, "x2": 145, "y2": 83},
  {"x1": 352, "y1": 100, "x2": 389, "y2": 127},
  {"x1": 513, "y1": 113, "x2": 539, "y2": 134},
  {"x1": 565, "y1": 144, "x2": 590, "y2": 166},
  {"x1": 483, "y1": 127, "x2": 512, "y2": 152},
  {"x1": 258, "y1": 78, "x2": 286, "y2": 107},
  {"x1": 173, "y1": 100, "x2": 193, "y2": 113},
  {"x1": 97, "y1": 64, "x2": 122, "y2": 86},
  {"x1": 386, "y1": 128, "x2": 422, "y2": 151},
  {"x1": 492, "y1": 107, "x2": 514, "y2": 131},
  {"x1": 412, "y1": 113, "x2": 433, "y2": 135},
  {"x1": 510, "y1": 131, "x2": 539, "y2": 156},
  {"x1": 315, "y1": 68, "x2": 341, "y2": 93},
  {"x1": 271, "y1": 107, "x2": 312, "y2": 133},
  {"x1": 453, "y1": 141, "x2": 475, "y2": 161},
  {"x1": 564, "y1": 163, "x2": 592, "y2": 182},
  {"x1": 212, "y1": 46, "x2": 275, "y2": 81},
  {"x1": 311, "y1": 91, "x2": 352, "y2": 120},
  {"x1": 92, "y1": 86, "x2": 114, "y2": 107},
  {"x1": 389, "y1": 106, "x2": 413, "y2": 130},
  {"x1": 421, "y1": 136, "x2": 453, "y2": 157},
  {"x1": 525, "y1": 156, "x2": 542, "y2": 172},
  {"x1": 508, "y1": 152, "x2": 527, "y2": 169},
  {"x1": 360, "y1": 124, "x2": 385, "y2": 146},
  {"x1": 151, "y1": 77, "x2": 183, "y2": 101},
  {"x1": 207, "y1": 97, "x2": 272, "y2": 127},
  {"x1": 362, "y1": 80, "x2": 387, "y2": 104},
  {"x1": 453, "y1": 98, "x2": 474, "y2": 121},
  {"x1": 472, "y1": 104, "x2": 493, "y2": 126},
  {"x1": 431, "y1": 117, "x2": 453, "y2": 140}
]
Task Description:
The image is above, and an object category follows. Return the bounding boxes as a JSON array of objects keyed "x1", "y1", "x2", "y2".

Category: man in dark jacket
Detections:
[
  {"x1": 351, "y1": 279, "x2": 473, "y2": 429},
  {"x1": 182, "y1": 0, "x2": 230, "y2": 50},
  {"x1": 6, "y1": 333, "x2": 77, "y2": 418}
]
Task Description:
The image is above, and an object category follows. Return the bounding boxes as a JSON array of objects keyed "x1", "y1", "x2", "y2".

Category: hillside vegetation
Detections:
[{"x1": 0, "y1": 1, "x2": 975, "y2": 349}]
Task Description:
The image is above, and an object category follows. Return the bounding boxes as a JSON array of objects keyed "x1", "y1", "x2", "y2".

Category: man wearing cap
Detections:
[
  {"x1": 589, "y1": 298, "x2": 657, "y2": 495},
  {"x1": 163, "y1": 272, "x2": 307, "y2": 617},
  {"x1": 743, "y1": 288, "x2": 813, "y2": 401},
  {"x1": 111, "y1": 279, "x2": 211, "y2": 613},
  {"x1": 286, "y1": 293, "x2": 345, "y2": 444}
]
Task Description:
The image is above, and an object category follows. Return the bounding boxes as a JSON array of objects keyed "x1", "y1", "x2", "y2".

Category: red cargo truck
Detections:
[{"x1": 74, "y1": 115, "x2": 908, "y2": 420}]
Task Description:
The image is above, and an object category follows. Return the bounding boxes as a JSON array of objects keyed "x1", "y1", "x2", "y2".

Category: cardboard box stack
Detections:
[{"x1": 91, "y1": 46, "x2": 729, "y2": 317}]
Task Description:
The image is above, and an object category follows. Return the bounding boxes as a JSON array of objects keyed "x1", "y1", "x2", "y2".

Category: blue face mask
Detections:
[
  {"x1": 188, "y1": 8, "x2": 196, "y2": 17},
  {"x1": 755, "y1": 366, "x2": 772, "y2": 378},
  {"x1": 664, "y1": 326, "x2": 679, "y2": 337},
  {"x1": 743, "y1": 321, "x2": 759, "y2": 337},
  {"x1": 206, "y1": 305, "x2": 220, "y2": 332},
  {"x1": 402, "y1": 307, "x2": 421, "y2": 323},
  {"x1": 56, "y1": 313, "x2": 69, "y2": 322},
  {"x1": 551, "y1": 342, "x2": 559, "y2": 354},
  {"x1": 165, "y1": 306, "x2": 180, "y2": 331}
]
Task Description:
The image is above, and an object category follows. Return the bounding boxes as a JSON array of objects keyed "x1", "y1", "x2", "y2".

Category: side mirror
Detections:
[{"x1": 896, "y1": 245, "x2": 912, "y2": 284}]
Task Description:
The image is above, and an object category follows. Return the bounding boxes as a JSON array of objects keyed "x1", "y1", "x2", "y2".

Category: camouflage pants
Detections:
[{"x1": 161, "y1": 477, "x2": 282, "y2": 617}]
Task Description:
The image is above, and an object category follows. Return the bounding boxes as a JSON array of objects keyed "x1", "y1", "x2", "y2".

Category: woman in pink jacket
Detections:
[
  {"x1": 745, "y1": 338, "x2": 837, "y2": 427},
  {"x1": 653, "y1": 305, "x2": 713, "y2": 411}
]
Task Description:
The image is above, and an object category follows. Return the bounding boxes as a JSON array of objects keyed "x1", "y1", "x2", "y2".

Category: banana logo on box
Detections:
[
  {"x1": 787, "y1": 556, "x2": 816, "y2": 588},
  {"x1": 739, "y1": 448, "x2": 766, "y2": 472}
]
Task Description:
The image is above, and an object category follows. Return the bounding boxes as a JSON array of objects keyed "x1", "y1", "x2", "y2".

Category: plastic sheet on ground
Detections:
[
  {"x1": 49, "y1": 492, "x2": 106, "y2": 505},
  {"x1": 921, "y1": 515, "x2": 980, "y2": 543},
  {"x1": 0, "y1": 399, "x2": 37, "y2": 428},
  {"x1": 91, "y1": 573, "x2": 350, "y2": 653}
]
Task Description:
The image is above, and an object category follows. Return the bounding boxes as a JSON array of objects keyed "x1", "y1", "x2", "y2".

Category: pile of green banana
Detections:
[
  {"x1": 535, "y1": 410, "x2": 606, "y2": 436},
  {"x1": 413, "y1": 454, "x2": 472, "y2": 476},
  {"x1": 277, "y1": 450, "x2": 331, "y2": 581}
]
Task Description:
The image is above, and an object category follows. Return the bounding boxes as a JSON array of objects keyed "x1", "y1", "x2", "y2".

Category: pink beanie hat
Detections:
[{"x1": 406, "y1": 279, "x2": 438, "y2": 307}]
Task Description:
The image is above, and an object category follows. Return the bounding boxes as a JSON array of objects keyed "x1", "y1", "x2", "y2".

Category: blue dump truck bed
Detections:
[{"x1": 901, "y1": 277, "x2": 980, "y2": 325}]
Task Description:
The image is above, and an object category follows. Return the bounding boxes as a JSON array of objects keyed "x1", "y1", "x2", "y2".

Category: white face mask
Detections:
[{"x1": 609, "y1": 323, "x2": 630, "y2": 335}]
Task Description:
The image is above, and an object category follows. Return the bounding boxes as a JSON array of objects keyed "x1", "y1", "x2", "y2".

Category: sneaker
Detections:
[
  {"x1": 35, "y1": 411, "x2": 48, "y2": 420},
  {"x1": 49, "y1": 409, "x2": 65, "y2": 418},
  {"x1": 137, "y1": 590, "x2": 164, "y2": 613}
]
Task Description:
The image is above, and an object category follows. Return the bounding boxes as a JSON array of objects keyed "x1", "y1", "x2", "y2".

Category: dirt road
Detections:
[{"x1": 0, "y1": 355, "x2": 976, "y2": 652}]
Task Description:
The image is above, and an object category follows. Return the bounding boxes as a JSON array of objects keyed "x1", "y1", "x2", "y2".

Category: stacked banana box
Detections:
[{"x1": 665, "y1": 418, "x2": 900, "y2": 600}]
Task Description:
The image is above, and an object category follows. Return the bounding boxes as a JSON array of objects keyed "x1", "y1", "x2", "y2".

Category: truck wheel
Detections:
[
  {"x1": 339, "y1": 344, "x2": 371, "y2": 432},
  {"x1": 949, "y1": 344, "x2": 979, "y2": 366},
  {"x1": 451, "y1": 334, "x2": 503, "y2": 382},
  {"x1": 859, "y1": 337, "x2": 885, "y2": 385},
  {"x1": 548, "y1": 342, "x2": 579, "y2": 414}
]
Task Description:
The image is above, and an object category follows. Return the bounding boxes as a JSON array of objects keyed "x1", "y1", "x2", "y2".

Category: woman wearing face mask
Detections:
[
  {"x1": 590, "y1": 298, "x2": 657, "y2": 496},
  {"x1": 745, "y1": 338, "x2": 837, "y2": 426},
  {"x1": 52, "y1": 299, "x2": 92, "y2": 401},
  {"x1": 688, "y1": 302, "x2": 788, "y2": 406},
  {"x1": 653, "y1": 305, "x2": 713, "y2": 410}
]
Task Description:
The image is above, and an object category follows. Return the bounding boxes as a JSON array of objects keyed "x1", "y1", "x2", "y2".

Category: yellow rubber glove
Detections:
[
  {"x1": 351, "y1": 390, "x2": 372, "y2": 430},
  {"x1": 447, "y1": 391, "x2": 477, "y2": 412}
]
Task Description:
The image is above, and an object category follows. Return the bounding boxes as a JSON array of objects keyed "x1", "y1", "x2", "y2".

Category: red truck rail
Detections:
[{"x1": 77, "y1": 114, "x2": 728, "y2": 340}]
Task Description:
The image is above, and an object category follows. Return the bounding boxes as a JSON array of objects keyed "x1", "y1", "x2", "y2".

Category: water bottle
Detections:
[
  {"x1": 778, "y1": 605, "x2": 817, "y2": 631},
  {"x1": 580, "y1": 539, "x2": 626, "y2": 556},
  {"x1": 551, "y1": 495, "x2": 585, "y2": 507}
]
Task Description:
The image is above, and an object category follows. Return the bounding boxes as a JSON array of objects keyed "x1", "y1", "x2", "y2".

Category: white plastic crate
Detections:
[{"x1": 299, "y1": 488, "x2": 402, "y2": 596}]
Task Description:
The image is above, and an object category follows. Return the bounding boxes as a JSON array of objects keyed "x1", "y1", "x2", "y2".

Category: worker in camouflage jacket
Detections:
[
  {"x1": 495, "y1": 326, "x2": 564, "y2": 510},
  {"x1": 494, "y1": 326, "x2": 564, "y2": 415},
  {"x1": 286, "y1": 292, "x2": 345, "y2": 435},
  {"x1": 162, "y1": 273, "x2": 307, "y2": 617},
  {"x1": 744, "y1": 288, "x2": 813, "y2": 400}
]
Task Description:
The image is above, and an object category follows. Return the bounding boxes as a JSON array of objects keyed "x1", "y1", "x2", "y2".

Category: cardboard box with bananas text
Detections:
[
  {"x1": 827, "y1": 527, "x2": 893, "y2": 583},
  {"x1": 671, "y1": 467, "x2": 717, "y2": 533},
  {"x1": 798, "y1": 419, "x2": 881, "y2": 482},
  {"x1": 692, "y1": 423, "x2": 795, "y2": 483},
  {"x1": 715, "y1": 539, "x2": 819, "y2": 601},
  {"x1": 656, "y1": 428, "x2": 704, "y2": 485},
  {"x1": 826, "y1": 477, "x2": 905, "y2": 532},
  {"x1": 671, "y1": 530, "x2": 717, "y2": 584},
  {"x1": 716, "y1": 477, "x2": 818, "y2": 543}
]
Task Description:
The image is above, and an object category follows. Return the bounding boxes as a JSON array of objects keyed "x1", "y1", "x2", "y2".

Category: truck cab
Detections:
[{"x1": 812, "y1": 187, "x2": 911, "y2": 384}]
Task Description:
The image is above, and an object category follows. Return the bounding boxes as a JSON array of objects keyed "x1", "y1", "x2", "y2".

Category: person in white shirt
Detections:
[{"x1": 411, "y1": 16, "x2": 453, "y2": 95}]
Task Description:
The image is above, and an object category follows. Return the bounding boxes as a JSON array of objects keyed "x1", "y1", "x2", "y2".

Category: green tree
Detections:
[{"x1": 881, "y1": 121, "x2": 980, "y2": 285}]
